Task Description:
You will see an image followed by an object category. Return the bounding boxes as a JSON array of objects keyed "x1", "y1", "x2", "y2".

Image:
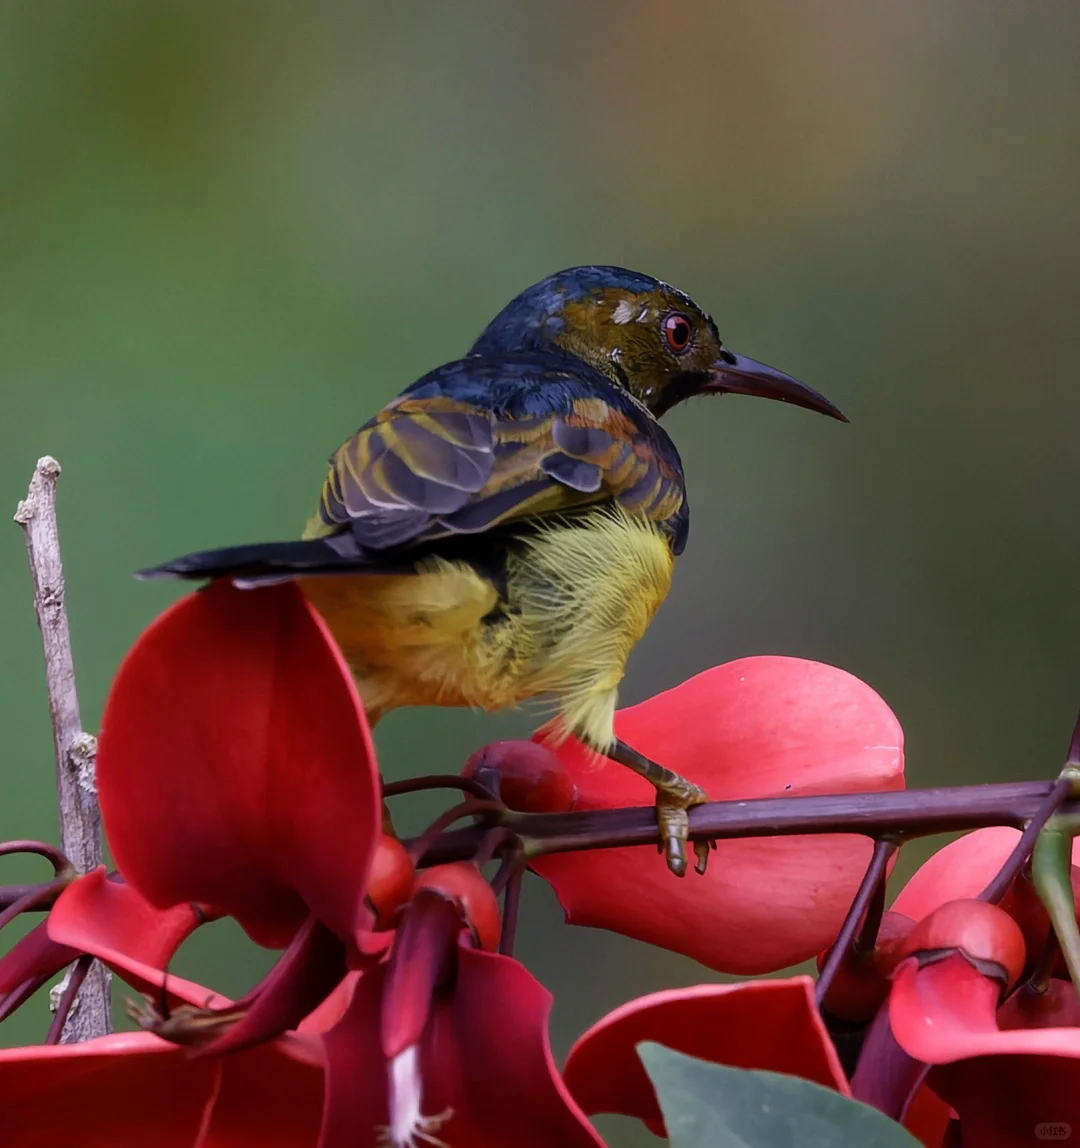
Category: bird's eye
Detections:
[{"x1": 662, "y1": 313, "x2": 693, "y2": 355}]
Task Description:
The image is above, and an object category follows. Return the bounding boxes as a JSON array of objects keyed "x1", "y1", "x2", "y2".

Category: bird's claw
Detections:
[{"x1": 655, "y1": 779, "x2": 710, "y2": 877}]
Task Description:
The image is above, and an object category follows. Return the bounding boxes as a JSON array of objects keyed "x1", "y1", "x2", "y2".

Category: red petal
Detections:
[
  {"x1": 891, "y1": 953, "x2": 1080, "y2": 1062},
  {"x1": 198, "y1": 1041, "x2": 324, "y2": 1147},
  {"x1": 321, "y1": 943, "x2": 605, "y2": 1148},
  {"x1": 98, "y1": 582, "x2": 380, "y2": 948},
  {"x1": 0, "y1": 1033, "x2": 216, "y2": 1147},
  {"x1": 298, "y1": 971, "x2": 360, "y2": 1036},
  {"x1": 891, "y1": 828, "x2": 1021, "y2": 922},
  {"x1": 564, "y1": 976, "x2": 848, "y2": 1138},
  {"x1": 533, "y1": 657, "x2": 904, "y2": 973},
  {"x1": 47, "y1": 868, "x2": 203, "y2": 967},
  {"x1": 48, "y1": 868, "x2": 232, "y2": 1009},
  {"x1": 0, "y1": 1032, "x2": 324, "y2": 1148}
]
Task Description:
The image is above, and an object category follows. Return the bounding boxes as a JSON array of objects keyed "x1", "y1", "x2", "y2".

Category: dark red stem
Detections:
[
  {"x1": 382, "y1": 774, "x2": 498, "y2": 802},
  {"x1": 498, "y1": 866, "x2": 524, "y2": 957},
  {"x1": 0, "y1": 884, "x2": 64, "y2": 912},
  {"x1": 407, "y1": 800, "x2": 507, "y2": 866},
  {"x1": 45, "y1": 954, "x2": 92, "y2": 1044},
  {"x1": 978, "y1": 772, "x2": 1075, "y2": 903},
  {"x1": 0, "y1": 840, "x2": 74, "y2": 878},
  {"x1": 816, "y1": 839, "x2": 897, "y2": 1008},
  {"x1": 0, "y1": 878, "x2": 71, "y2": 934},
  {"x1": 412, "y1": 781, "x2": 1067, "y2": 865},
  {"x1": 1067, "y1": 709, "x2": 1080, "y2": 767},
  {"x1": 0, "y1": 973, "x2": 54, "y2": 1023}
]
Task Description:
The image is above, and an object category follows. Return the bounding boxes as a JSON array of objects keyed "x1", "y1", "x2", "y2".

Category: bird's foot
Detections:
[
  {"x1": 655, "y1": 776, "x2": 712, "y2": 877},
  {"x1": 605, "y1": 738, "x2": 713, "y2": 877}
]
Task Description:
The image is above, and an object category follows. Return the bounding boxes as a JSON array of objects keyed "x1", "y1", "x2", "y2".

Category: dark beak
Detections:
[{"x1": 704, "y1": 351, "x2": 847, "y2": 422}]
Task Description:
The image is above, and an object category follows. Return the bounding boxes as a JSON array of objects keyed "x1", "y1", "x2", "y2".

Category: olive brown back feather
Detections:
[{"x1": 311, "y1": 356, "x2": 689, "y2": 553}]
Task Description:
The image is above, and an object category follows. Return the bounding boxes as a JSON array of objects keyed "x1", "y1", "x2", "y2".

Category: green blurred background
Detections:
[{"x1": 1, "y1": 1, "x2": 1079, "y2": 1140}]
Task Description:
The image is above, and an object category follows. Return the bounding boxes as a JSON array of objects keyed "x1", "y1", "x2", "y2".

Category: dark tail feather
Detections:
[{"x1": 136, "y1": 537, "x2": 383, "y2": 585}]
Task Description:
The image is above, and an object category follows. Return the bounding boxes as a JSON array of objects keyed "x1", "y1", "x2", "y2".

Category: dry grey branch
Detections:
[{"x1": 14, "y1": 456, "x2": 111, "y2": 1041}]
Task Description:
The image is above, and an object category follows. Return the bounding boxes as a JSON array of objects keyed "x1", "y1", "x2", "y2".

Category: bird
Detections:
[{"x1": 140, "y1": 265, "x2": 845, "y2": 877}]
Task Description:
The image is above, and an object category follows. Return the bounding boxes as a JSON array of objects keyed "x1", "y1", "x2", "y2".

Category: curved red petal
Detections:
[
  {"x1": 890, "y1": 954, "x2": 1080, "y2": 1062},
  {"x1": 47, "y1": 868, "x2": 203, "y2": 968},
  {"x1": 533, "y1": 657, "x2": 903, "y2": 973},
  {"x1": 564, "y1": 976, "x2": 848, "y2": 1137},
  {"x1": 0, "y1": 1033, "x2": 217, "y2": 1147},
  {"x1": 98, "y1": 581, "x2": 380, "y2": 947},
  {"x1": 198, "y1": 1041, "x2": 324, "y2": 1147},
  {"x1": 435, "y1": 943, "x2": 605, "y2": 1147},
  {"x1": 319, "y1": 970, "x2": 388, "y2": 1145},
  {"x1": 298, "y1": 971, "x2": 360, "y2": 1036},
  {"x1": 320, "y1": 944, "x2": 604, "y2": 1148},
  {"x1": 891, "y1": 828, "x2": 1021, "y2": 922},
  {"x1": 47, "y1": 869, "x2": 231, "y2": 1009}
]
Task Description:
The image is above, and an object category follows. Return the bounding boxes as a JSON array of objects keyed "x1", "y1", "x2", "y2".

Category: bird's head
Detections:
[{"x1": 471, "y1": 265, "x2": 845, "y2": 422}]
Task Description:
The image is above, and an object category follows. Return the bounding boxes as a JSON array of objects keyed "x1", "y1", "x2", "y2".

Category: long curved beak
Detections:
[{"x1": 705, "y1": 351, "x2": 847, "y2": 422}]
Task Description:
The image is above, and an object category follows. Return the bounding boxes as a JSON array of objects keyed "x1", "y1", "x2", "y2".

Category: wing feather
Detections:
[{"x1": 314, "y1": 369, "x2": 685, "y2": 551}]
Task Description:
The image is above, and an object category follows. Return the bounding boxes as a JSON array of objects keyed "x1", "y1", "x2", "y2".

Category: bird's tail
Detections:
[{"x1": 137, "y1": 538, "x2": 386, "y2": 588}]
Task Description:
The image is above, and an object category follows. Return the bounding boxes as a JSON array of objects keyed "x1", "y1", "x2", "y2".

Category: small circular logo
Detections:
[{"x1": 1035, "y1": 1124, "x2": 1072, "y2": 1141}]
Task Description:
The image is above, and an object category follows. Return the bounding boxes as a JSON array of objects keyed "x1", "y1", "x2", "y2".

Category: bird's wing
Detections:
[{"x1": 311, "y1": 383, "x2": 686, "y2": 552}]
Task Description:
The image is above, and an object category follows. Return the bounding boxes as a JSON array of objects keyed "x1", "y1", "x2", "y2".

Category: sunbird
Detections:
[{"x1": 142, "y1": 266, "x2": 844, "y2": 876}]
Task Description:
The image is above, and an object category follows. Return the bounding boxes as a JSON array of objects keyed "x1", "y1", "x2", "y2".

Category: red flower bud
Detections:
[
  {"x1": 462, "y1": 741, "x2": 576, "y2": 813},
  {"x1": 899, "y1": 899, "x2": 1025, "y2": 989},
  {"x1": 412, "y1": 864, "x2": 501, "y2": 952},
  {"x1": 366, "y1": 835, "x2": 415, "y2": 930}
]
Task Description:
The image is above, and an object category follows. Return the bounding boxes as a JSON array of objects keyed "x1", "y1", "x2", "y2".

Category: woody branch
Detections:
[{"x1": 13, "y1": 457, "x2": 111, "y2": 1041}]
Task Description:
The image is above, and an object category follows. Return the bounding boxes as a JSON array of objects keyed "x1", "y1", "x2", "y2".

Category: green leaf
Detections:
[{"x1": 637, "y1": 1042, "x2": 922, "y2": 1148}]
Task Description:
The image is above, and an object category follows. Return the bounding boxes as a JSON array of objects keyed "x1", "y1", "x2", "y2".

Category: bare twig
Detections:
[{"x1": 14, "y1": 457, "x2": 111, "y2": 1041}]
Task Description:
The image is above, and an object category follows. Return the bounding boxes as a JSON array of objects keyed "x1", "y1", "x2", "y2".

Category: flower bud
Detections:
[
  {"x1": 412, "y1": 863, "x2": 501, "y2": 952},
  {"x1": 463, "y1": 741, "x2": 575, "y2": 813},
  {"x1": 366, "y1": 834, "x2": 415, "y2": 930},
  {"x1": 899, "y1": 899, "x2": 1025, "y2": 989}
]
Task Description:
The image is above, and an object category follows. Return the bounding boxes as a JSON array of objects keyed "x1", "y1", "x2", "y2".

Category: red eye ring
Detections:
[{"x1": 663, "y1": 312, "x2": 693, "y2": 354}]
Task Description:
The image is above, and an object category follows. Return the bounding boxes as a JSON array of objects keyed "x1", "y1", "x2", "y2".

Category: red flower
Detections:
[
  {"x1": 888, "y1": 904, "x2": 1080, "y2": 1148},
  {"x1": 872, "y1": 836, "x2": 1080, "y2": 1147},
  {"x1": 531, "y1": 656, "x2": 905, "y2": 973},
  {"x1": 74, "y1": 581, "x2": 605, "y2": 1146},
  {"x1": 0, "y1": 870, "x2": 326, "y2": 1145},
  {"x1": 0, "y1": 868, "x2": 206, "y2": 1025},
  {"x1": 322, "y1": 864, "x2": 604, "y2": 1148}
]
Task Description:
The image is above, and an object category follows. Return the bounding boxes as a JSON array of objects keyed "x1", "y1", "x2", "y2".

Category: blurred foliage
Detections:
[{"x1": 1, "y1": 3, "x2": 1078, "y2": 1140}]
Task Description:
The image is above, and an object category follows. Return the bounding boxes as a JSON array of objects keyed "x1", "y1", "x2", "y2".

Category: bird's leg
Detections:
[{"x1": 607, "y1": 738, "x2": 713, "y2": 877}]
